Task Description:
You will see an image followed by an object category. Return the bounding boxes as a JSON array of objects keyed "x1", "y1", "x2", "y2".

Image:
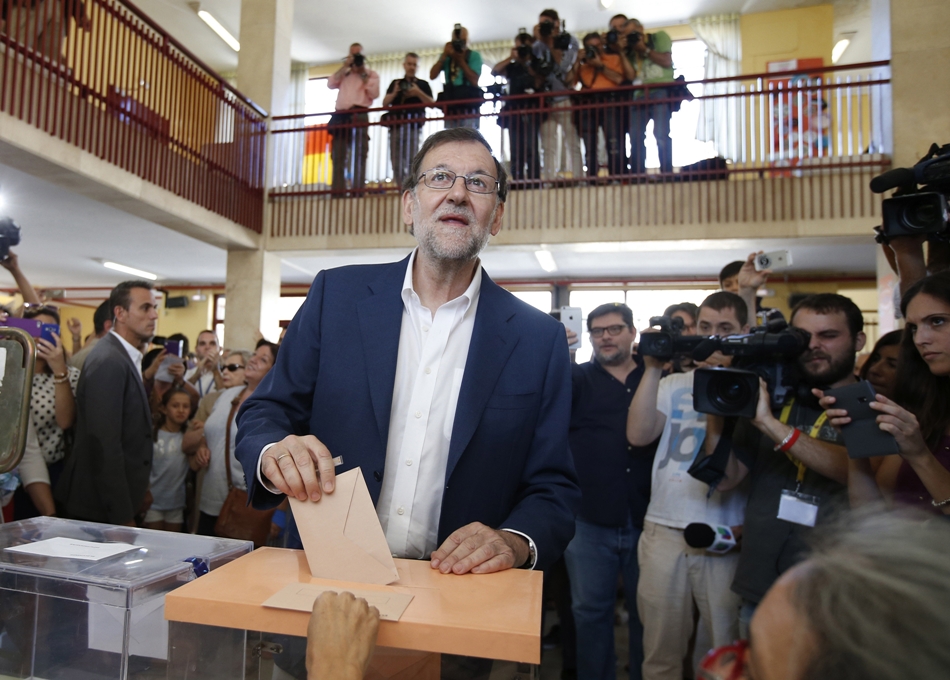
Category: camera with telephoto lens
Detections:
[
  {"x1": 516, "y1": 44, "x2": 532, "y2": 59},
  {"x1": 606, "y1": 28, "x2": 622, "y2": 46},
  {"x1": 553, "y1": 30, "x2": 572, "y2": 51},
  {"x1": 0, "y1": 217, "x2": 20, "y2": 262},
  {"x1": 638, "y1": 315, "x2": 706, "y2": 361},
  {"x1": 352, "y1": 52, "x2": 365, "y2": 68},
  {"x1": 452, "y1": 24, "x2": 465, "y2": 53},
  {"x1": 692, "y1": 321, "x2": 811, "y2": 419},
  {"x1": 584, "y1": 45, "x2": 597, "y2": 61},
  {"x1": 871, "y1": 142, "x2": 950, "y2": 242},
  {"x1": 399, "y1": 79, "x2": 412, "y2": 91}
]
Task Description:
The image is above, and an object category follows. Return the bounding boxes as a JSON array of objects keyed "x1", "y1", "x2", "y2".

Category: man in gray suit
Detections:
[{"x1": 56, "y1": 281, "x2": 158, "y2": 525}]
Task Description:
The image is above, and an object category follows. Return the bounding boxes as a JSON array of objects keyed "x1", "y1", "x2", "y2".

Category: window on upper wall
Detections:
[{"x1": 640, "y1": 39, "x2": 716, "y2": 169}]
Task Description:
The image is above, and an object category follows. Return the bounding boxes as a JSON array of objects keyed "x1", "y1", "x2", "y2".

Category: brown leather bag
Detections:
[{"x1": 214, "y1": 399, "x2": 275, "y2": 548}]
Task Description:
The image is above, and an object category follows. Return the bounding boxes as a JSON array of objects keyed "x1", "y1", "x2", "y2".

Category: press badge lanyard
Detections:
[{"x1": 776, "y1": 400, "x2": 827, "y2": 527}]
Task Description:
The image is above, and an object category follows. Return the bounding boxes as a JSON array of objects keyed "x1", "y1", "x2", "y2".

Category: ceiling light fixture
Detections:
[
  {"x1": 832, "y1": 33, "x2": 854, "y2": 64},
  {"x1": 599, "y1": 0, "x2": 615, "y2": 9},
  {"x1": 189, "y1": 3, "x2": 240, "y2": 52},
  {"x1": 103, "y1": 261, "x2": 158, "y2": 281},
  {"x1": 534, "y1": 250, "x2": 558, "y2": 273}
]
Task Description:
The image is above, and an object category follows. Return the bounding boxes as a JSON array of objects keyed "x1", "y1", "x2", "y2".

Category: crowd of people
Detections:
[
  {"x1": 2, "y1": 127, "x2": 949, "y2": 680},
  {"x1": 0, "y1": 262, "x2": 284, "y2": 543},
  {"x1": 329, "y1": 9, "x2": 683, "y2": 195}
]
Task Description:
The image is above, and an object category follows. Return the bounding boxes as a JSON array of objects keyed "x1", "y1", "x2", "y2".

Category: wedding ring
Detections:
[{"x1": 276, "y1": 453, "x2": 291, "y2": 462}]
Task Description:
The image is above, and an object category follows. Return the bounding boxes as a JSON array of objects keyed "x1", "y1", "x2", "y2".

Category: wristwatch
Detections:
[{"x1": 524, "y1": 540, "x2": 537, "y2": 569}]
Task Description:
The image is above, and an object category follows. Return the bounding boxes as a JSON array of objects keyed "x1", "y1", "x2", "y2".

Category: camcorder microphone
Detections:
[
  {"x1": 684, "y1": 523, "x2": 738, "y2": 554},
  {"x1": 869, "y1": 167, "x2": 916, "y2": 194}
]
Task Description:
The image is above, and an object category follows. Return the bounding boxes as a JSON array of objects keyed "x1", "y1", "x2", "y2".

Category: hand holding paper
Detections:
[
  {"x1": 263, "y1": 434, "x2": 337, "y2": 502},
  {"x1": 289, "y1": 468, "x2": 399, "y2": 585}
]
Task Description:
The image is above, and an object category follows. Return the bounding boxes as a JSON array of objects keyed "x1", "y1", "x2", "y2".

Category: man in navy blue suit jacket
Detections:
[{"x1": 236, "y1": 128, "x2": 580, "y2": 573}]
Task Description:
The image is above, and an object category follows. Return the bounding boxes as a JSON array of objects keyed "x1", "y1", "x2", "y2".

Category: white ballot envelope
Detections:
[{"x1": 289, "y1": 468, "x2": 399, "y2": 585}]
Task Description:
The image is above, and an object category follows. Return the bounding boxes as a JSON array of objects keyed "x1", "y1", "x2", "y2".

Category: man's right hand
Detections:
[
  {"x1": 306, "y1": 592, "x2": 379, "y2": 680},
  {"x1": 262, "y1": 435, "x2": 337, "y2": 502},
  {"x1": 638, "y1": 328, "x2": 667, "y2": 370}
]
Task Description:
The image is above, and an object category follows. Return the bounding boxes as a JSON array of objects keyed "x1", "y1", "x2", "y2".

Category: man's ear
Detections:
[
  {"x1": 490, "y1": 201, "x2": 505, "y2": 236},
  {"x1": 855, "y1": 331, "x2": 867, "y2": 354},
  {"x1": 401, "y1": 190, "x2": 415, "y2": 235}
]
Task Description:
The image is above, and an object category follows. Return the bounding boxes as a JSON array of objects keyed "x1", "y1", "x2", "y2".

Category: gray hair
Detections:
[
  {"x1": 403, "y1": 128, "x2": 508, "y2": 202},
  {"x1": 225, "y1": 349, "x2": 252, "y2": 366},
  {"x1": 795, "y1": 508, "x2": 950, "y2": 680}
]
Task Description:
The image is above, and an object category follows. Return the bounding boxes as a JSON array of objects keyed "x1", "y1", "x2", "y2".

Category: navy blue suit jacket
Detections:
[{"x1": 235, "y1": 256, "x2": 580, "y2": 570}]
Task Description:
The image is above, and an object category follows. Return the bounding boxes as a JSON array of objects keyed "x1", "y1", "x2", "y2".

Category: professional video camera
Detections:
[
  {"x1": 871, "y1": 142, "x2": 950, "y2": 242},
  {"x1": 692, "y1": 321, "x2": 811, "y2": 419},
  {"x1": 0, "y1": 217, "x2": 20, "y2": 262},
  {"x1": 638, "y1": 315, "x2": 705, "y2": 361}
]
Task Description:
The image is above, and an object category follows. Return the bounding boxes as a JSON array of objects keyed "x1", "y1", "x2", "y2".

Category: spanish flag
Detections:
[{"x1": 303, "y1": 126, "x2": 332, "y2": 185}]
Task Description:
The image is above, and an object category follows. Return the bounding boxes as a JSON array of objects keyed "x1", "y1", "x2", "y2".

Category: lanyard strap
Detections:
[{"x1": 778, "y1": 400, "x2": 828, "y2": 484}]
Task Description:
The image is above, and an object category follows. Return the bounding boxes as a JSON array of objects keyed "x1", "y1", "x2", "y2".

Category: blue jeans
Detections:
[{"x1": 564, "y1": 518, "x2": 644, "y2": 680}]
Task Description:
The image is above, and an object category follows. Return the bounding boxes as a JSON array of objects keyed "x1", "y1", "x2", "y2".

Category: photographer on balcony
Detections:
[
  {"x1": 573, "y1": 32, "x2": 633, "y2": 179},
  {"x1": 701, "y1": 294, "x2": 864, "y2": 639},
  {"x1": 382, "y1": 53, "x2": 434, "y2": 187},
  {"x1": 493, "y1": 32, "x2": 544, "y2": 184},
  {"x1": 431, "y1": 25, "x2": 482, "y2": 130},
  {"x1": 627, "y1": 18, "x2": 675, "y2": 176},
  {"x1": 328, "y1": 43, "x2": 380, "y2": 197},
  {"x1": 532, "y1": 9, "x2": 583, "y2": 181}
]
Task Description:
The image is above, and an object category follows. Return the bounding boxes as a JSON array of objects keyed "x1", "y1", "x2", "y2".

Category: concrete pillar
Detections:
[
  {"x1": 224, "y1": 0, "x2": 293, "y2": 350},
  {"x1": 888, "y1": 0, "x2": 950, "y2": 168},
  {"x1": 236, "y1": 0, "x2": 294, "y2": 116},
  {"x1": 876, "y1": 244, "x2": 900, "y2": 334},
  {"x1": 225, "y1": 249, "x2": 282, "y2": 349}
]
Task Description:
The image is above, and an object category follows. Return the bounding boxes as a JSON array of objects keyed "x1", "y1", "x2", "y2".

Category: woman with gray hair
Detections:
[{"x1": 698, "y1": 508, "x2": 950, "y2": 680}]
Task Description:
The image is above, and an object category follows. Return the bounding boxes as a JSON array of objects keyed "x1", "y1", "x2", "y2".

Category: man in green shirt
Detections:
[
  {"x1": 628, "y1": 19, "x2": 675, "y2": 175},
  {"x1": 430, "y1": 25, "x2": 483, "y2": 130}
]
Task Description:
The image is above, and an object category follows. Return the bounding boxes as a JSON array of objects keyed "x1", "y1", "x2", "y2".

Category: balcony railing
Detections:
[
  {"x1": 0, "y1": 0, "x2": 266, "y2": 232},
  {"x1": 269, "y1": 61, "x2": 890, "y2": 240}
]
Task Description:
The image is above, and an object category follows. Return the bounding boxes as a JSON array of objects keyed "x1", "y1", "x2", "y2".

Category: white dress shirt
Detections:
[
  {"x1": 110, "y1": 330, "x2": 144, "y2": 379},
  {"x1": 374, "y1": 249, "x2": 481, "y2": 558}
]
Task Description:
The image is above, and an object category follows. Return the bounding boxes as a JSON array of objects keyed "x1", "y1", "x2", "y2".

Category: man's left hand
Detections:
[
  {"x1": 751, "y1": 378, "x2": 777, "y2": 431},
  {"x1": 430, "y1": 523, "x2": 529, "y2": 574}
]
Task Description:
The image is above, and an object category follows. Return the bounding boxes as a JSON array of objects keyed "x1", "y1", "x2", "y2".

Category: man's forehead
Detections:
[
  {"x1": 198, "y1": 331, "x2": 217, "y2": 343},
  {"x1": 698, "y1": 306, "x2": 739, "y2": 325},
  {"x1": 420, "y1": 142, "x2": 495, "y2": 175},
  {"x1": 792, "y1": 308, "x2": 848, "y2": 331},
  {"x1": 130, "y1": 288, "x2": 157, "y2": 304},
  {"x1": 591, "y1": 312, "x2": 626, "y2": 327}
]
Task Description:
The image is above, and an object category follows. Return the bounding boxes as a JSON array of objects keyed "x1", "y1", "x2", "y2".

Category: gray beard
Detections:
[{"x1": 411, "y1": 198, "x2": 497, "y2": 263}]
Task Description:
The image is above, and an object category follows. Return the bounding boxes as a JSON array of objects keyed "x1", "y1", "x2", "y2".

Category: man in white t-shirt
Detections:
[
  {"x1": 626, "y1": 291, "x2": 750, "y2": 680},
  {"x1": 184, "y1": 330, "x2": 223, "y2": 399}
]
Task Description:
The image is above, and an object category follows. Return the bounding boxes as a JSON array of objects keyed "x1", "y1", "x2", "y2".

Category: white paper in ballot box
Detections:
[{"x1": 87, "y1": 586, "x2": 169, "y2": 661}]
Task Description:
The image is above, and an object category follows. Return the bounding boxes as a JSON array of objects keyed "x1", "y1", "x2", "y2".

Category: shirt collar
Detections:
[
  {"x1": 110, "y1": 329, "x2": 144, "y2": 375},
  {"x1": 401, "y1": 248, "x2": 483, "y2": 312}
]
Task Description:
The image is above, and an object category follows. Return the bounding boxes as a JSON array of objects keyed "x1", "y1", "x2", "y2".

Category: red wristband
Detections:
[{"x1": 775, "y1": 428, "x2": 801, "y2": 452}]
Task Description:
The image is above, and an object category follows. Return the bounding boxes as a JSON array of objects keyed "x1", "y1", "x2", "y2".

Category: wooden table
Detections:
[{"x1": 165, "y1": 547, "x2": 542, "y2": 677}]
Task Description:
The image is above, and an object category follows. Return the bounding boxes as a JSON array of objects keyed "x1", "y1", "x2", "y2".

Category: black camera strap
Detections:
[{"x1": 687, "y1": 416, "x2": 737, "y2": 495}]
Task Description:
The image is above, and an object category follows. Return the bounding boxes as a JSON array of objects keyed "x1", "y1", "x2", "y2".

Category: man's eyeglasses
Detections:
[
  {"x1": 419, "y1": 169, "x2": 499, "y2": 195},
  {"x1": 221, "y1": 363, "x2": 245, "y2": 372},
  {"x1": 589, "y1": 324, "x2": 628, "y2": 338}
]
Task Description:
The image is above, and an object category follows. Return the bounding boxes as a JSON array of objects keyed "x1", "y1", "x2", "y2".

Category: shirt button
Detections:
[
  {"x1": 423, "y1": 326, "x2": 430, "y2": 332},
  {"x1": 425, "y1": 367, "x2": 431, "y2": 375},
  {"x1": 406, "y1": 459, "x2": 413, "y2": 466},
  {"x1": 414, "y1": 411, "x2": 422, "y2": 418},
  {"x1": 626, "y1": 468, "x2": 631, "y2": 473},
  {"x1": 627, "y1": 388, "x2": 631, "y2": 393},
  {"x1": 397, "y1": 506, "x2": 405, "y2": 515}
]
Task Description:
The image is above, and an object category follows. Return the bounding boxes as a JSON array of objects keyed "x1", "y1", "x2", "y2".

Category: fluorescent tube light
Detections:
[
  {"x1": 103, "y1": 261, "x2": 158, "y2": 280},
  {"x1": 198, "y1": 10, "x2": 240, "y2": 52},
  {"x1": 832, "y1": 38, "x2": 850, "y2": 64},
  {"x1": 534, "y1": 250, "x2": 558, "y2": 273}
]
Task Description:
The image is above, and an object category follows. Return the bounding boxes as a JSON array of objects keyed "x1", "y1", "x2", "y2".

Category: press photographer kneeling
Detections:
[{"x1": 696, "y1": 294, "x2": 865, "y2": 636}]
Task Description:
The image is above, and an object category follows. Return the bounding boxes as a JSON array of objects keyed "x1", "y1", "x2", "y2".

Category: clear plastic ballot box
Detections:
[
  {"x1": 0, "y1": 517, "x2": 251, "y2": 679},
  {"x1": 163, "y1": 547, "x2": 544, "y2": 680}
]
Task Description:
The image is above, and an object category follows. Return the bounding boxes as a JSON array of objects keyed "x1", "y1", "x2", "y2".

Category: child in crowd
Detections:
[{"x1": 144, "y1": 388, "x2": 191, "y2": 532}]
